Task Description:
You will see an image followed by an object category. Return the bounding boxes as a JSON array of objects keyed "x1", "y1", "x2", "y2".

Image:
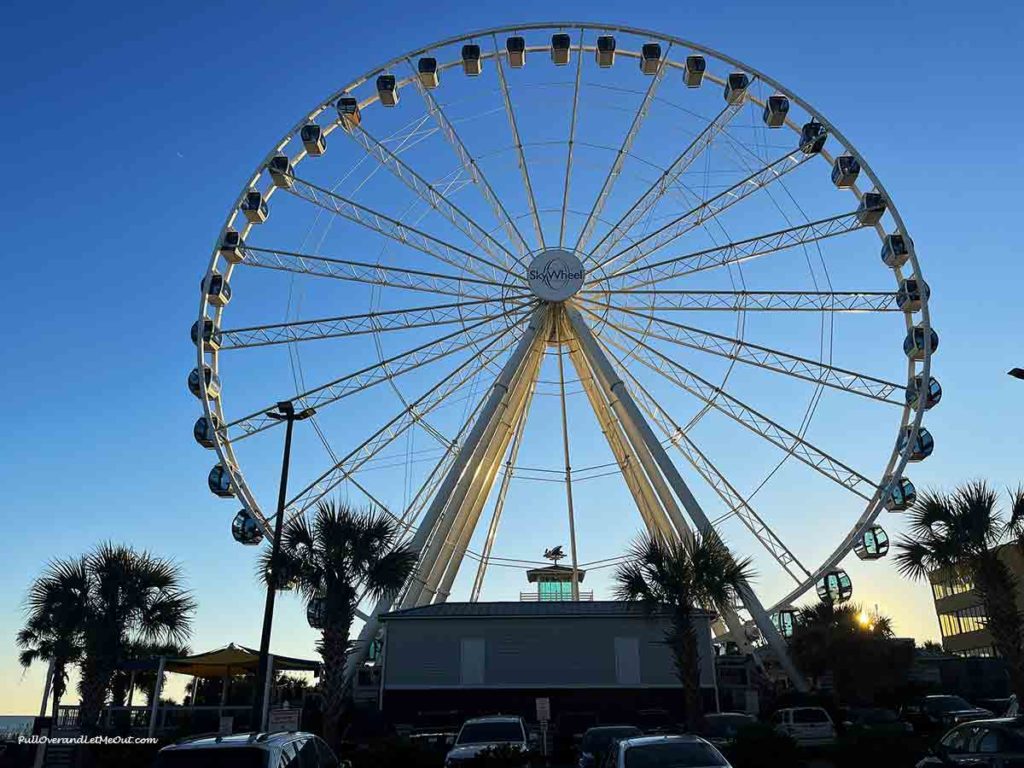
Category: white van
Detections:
[{"x1": 771, "y1": 707, "x2": 837, "y2": 745}]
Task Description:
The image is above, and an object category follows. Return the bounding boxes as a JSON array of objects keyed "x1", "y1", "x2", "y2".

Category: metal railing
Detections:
[{"x1": 519, "y1": 591, "x2": 594, "y2": 601}]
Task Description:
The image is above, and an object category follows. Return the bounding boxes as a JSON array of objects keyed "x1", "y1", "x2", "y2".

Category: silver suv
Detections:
[
  {"x1": 154, "y1": 731, "x2": 340, "y2": 768},
  {"x1": 445, "y1": 715, "x2": 530, "y2": 766}
]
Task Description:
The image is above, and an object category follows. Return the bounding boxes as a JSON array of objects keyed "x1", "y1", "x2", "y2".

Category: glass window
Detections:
[
  {"x1": 624, "y1": 742, "x2": 727, "y2": 768},
  {"x1": 457, "y1": 721, "x2": 524, "y2": 745},
  {"x1": 793, "y1": 709, "x2": 830, "y2": 724},
  {"x1": 278, "y1": 743, "x2": 299, "y2": 768},
  {"x1": 582, "y1": 727, "x2": 643, "y2": 753},
  {"x1": 975, "y1": 729, "x2": 1001, "y2": 754},
  {"x1": 940, "y1": 726, "x2": 971, "y2": 753}
]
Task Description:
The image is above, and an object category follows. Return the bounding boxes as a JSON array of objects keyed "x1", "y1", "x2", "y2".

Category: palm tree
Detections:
[
  {"x1": 614, "y1": 532, "x2": 754, "y2": 731},
  {"x1": 261, "y1": 500, "x2": 416, "y2": 747},
  {"x1": 894, "y1": 481, "x2": 1024, "y2": 696},
  {"x1": 109, "y1": 640, "x2": 192, "y2": 709},
  {"x1": 18, "y1": 557, "x2": 89, "y2": 719}
]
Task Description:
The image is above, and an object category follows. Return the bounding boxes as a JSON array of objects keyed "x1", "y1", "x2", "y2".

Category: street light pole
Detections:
[{"x1": 252, "y1": 401, "x2": 315, "y2": 730}]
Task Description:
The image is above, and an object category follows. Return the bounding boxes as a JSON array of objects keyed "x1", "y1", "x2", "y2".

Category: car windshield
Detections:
[
  {"x1": 457, "y1": 722, "x2": 523, "y2": 745},
  {"x1": 793, "y1": 709, "x2": 830, "y2": 724},
  {"x1": 927, "y1": 696, "x2": 974, "y2": 713},
  {"x1": 624, "y1": 742, "x2": 727, "y2": 768},
  {"x1": 582, "y1": 727, "x2": 642, "y2": 751},
  {"x1": 154, "y1": 748, "x2": 268, "y2": 768}
]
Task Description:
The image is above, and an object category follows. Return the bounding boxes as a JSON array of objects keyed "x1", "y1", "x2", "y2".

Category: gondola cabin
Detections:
[
  {"x1": 208, "y1": 463, "x2": 235, "y2": 498},
  {"x1": 418, "y1": 57, "x2": 439, "y2": 89},
  {"x1": 903, "y1": 325, "x2": 939, "y2": 359},
  {"x1": 817, "y1": 570, "x2": 853, "y2": 603},
  {"x1": 307, "y1": 597, "x2": 327, "y2": 629},
  {"x1": 881, "y1": 233, "x2": 912, "y2": 269},
  {"x1": 188, "y1": 365, "x2": 220, "y2": 400},
  {"x1": 897, "y1": 426, "x2": 935, "y2": 462},
  {"x1": 799, "y1": 121, "x2": 827, "y2": 154},
  {"x1": 884, "y1": 476, "x2": 917, "y2": 512},
  {"x1": 300, "y1": 123, "x2": 327, "y2": 155},
  {"x1": 683, "y1": 55, "x2": 706, "y2": 87},
  {"x1": 376, "y1": 75, "x2": 399, "y2": 106},
  {"x1": 232, "y1": 510, "x2": 264, "y2": 545},
  {"x1": 219, "y1": 230, "x2": 245, "y2": 264},
  {"x1": 724, "y1": 72, "x2": 749, "y2": 104},
  {"x1": 856, "y1": 192, "x2": 887, "y2": 225},
  {"x1": 551, "y1": 33, "x2": 571, "y2": 66},
  {"x1": 763, "y1": 94, "x2": 789, "y2": 128},
  {"x1": 336, "y1": 97, "x2": 361, "y2": 130},
  {"x1": 241, "y1": 191, "x2": 268, "y2": 224},
  {"x1": 191, "y1": 319, "x2": 221, "y2": 351},
  {"x1": 831, "y1": 155, "x2": 860, "y2": 188},
  {"x1": 267, "y1": 155, "x2": 294, "y2": 188},
  {"x1": 596, "y1": 35, "x2": 616, "y2": 67},
  {"x1": 854, "y1": 526, "x2": 890, "y2": 560},
  {"x1": 906, "y1": 375, "x2": 942, "y2": 411},
  {"x1": 506, "y1": 36, "x2": 526, "y2": 68},
  {"x1": 462, "y1": 44, "x2": 482, "y2": 76},
  {"x1": 640, "y1": 42, "x2": 662, "y2": 74},
  {"x1": 773, "y1": 609, "x2": 797, "y2": 638},
  {"x1": 203, "y1": 272, "x2": 232, "y2": 307},
  {"x1": 193, "y1": 415, "x2": 219, "y2": 449},
  {"x1": 896, "y1": 278, "x2": 929, "y2": 312}
]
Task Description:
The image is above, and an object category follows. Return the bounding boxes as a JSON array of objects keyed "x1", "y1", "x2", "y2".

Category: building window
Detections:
[
  {"x1": 939, "y1": 605, "x2": 988, "y2": 637},
  {"x1": 538, "y1": 581, "x2": 572, "y2": 601},
  {"x1": 614, "y1": 637, "x2": 641, "y2": 685},
  {"x1": 956, "y1": 646, "x2": 996, "y2": 658},
  {"x1": 460, "y1": 637, "x2": 485, "y2": 685},
  {"x1": 932, "y1": 577, "x2": 975, "y2": 600}
]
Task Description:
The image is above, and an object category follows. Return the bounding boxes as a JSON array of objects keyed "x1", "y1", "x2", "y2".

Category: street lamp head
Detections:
[
  {"x1": 1010, "y1": 368, "x2": 1024, "y2": 381},
  {"x1": 296, "y1": 407, "x2": 316, "y2": 420},
  {"x1": 276, "y1": 400, "x2": 296, "y2": 415}
]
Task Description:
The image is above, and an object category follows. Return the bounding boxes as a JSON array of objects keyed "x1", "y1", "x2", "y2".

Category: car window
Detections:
[
  {"x1": 941, "y1": 726, "x2": 971, "y2": 753},
  {"x1": 582, "y1": 728, "x2": 643, "y2": 752},
  {"x1": 927, "y1": 696, "x2": 973, "y2": 713},
  {"x1": 624, "y1": 741, "x2": 728, "y2": 767},
  {"x1": 277, "y1": 742, "x2": 299, "y2": 768},
  {"x1": 793, "y1": 709, "x2": 830, "y2": 724},
  {"x1": 314, "y1": 738, "x2": 338, "y2": 768},
  {"x1": 296, "y1": 738, "x2": 320, "y2": 767},
  {"x1": 457, "y1": 721, "x2": 525, "y2": 744},
  {"x1": 975, "y1": 729, "x2": 1002, "y2": 754}
]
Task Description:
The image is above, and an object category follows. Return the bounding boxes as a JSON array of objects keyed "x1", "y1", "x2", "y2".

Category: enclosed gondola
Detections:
[
  {"x1": 267, "y1": 155, "x2": 294, "y2": 189},
  {"x1": 884, "y1": 476, "x2": 917, "y2": 512},
  {"x1": 772, "y1": 609, "x2": 797, "y2": 638},
  {"x1": 683, "y1": 55, "x2": 705, "y2": 87},
  {"x1": 906, "y1": 375, "x2": 942, "y2": 411},
  {"x1": 596, "y1": 35, "x2": 616, "y2": 67},
  {"x1": 306, "y1": 597, "x2": 327, "y2": 629},
  {"x1": 462, "y1": 44, "x2": 482, "y2": 76},
  {"x1": 856, "y1": 192, "x2": 887, "y2": 225},
  {"x1": 640, "y1": 42, "x2": 662, "y2": 74},
  {"x1": 418, "y1": 57, "x2": 439, "y2": 89},
  {"x1": 799, "y1": 120, "x2": 827, "y2": 154},
  {"x1": 241, "y1": 190, "x2": 268, "y2": 224},
  {"x1": 724, "y1": 72, "x2": 749, "y2": 104},
  {"x1": 300, "y1": 123, "x2": 327, "y2": 155},
  {"x1": 336, "y1": 97, "x2": 361, "y2": 130},
  {"x1": 188, "y1": 364, "x2": 221, "y2": 400},
  {"x1": 816, "y1": 570, "x2": 853, "y2": 603},
  {"x1": 763, "y1": 94, "x2": 789, "y2": 128},
  {"x1": 903, "y1": 324, "x2": 939, "y2": 359},
  {"x1": 231, "y1": 509, "x2": 264, "y2": 545},
  {"x1": 897, "y1": 425, "x2": 935, "y2": 462},
  {"x1": 551, "y1": 33, "x2": 571, "y2": 65},
  {"x1": 881, "y1": 233, "x2": 912, "y2": 269},
  {"x1": 506, "y1": 35, "x2": 526, "y2": 68},
  {"x1": 202, "y1": 272, "x2": 232, "y2": 307},
  {"x1": 193, "y1": 414, "x2": 219, "y2": 449},
  {"x1": 376, "y1": 75, "x2": 399, "y2": 106},
  {"x1": 219, "y1": 230, "x2": 245, "y2": 264},
  {"x1": 854, "y1": 525, "x2": 890, "y2": 560},
  {"x1": 896, "y1": 278, "x2": 929, "y2": 313},
  {"x1": 208, "y1": 463, "x2": 235, "y2": 498},
  {"x1": 831, "y1": 155, "x2": 860, "y2": 188},
  {"x1": 191, "y1": 319, "x2": 221, "y2": 351}
]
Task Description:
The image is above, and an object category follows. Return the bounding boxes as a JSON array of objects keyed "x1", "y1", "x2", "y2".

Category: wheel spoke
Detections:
[
  {"x1": 555, "y1": 309, "x2": 581, "y2": 600},
  {"x1": 575, "y1": 43, "x2": 672, "y2": 256},
  {"x1": 580, "y1": 289, "x2": 899, "y2": 313},
  {"x1": 587, "y1": 99, "x2": 746, "y2": 261},
  {"x1": 492, "y1": 34, "x2": 545, "y2": 249},
  {"x1": 596, "y1": 211, "x2": 865, "y2": 290},
  {"x1": 559, "y1": 31, "x2": 585, "y2": 249},
  {"x1": 238, "y1": 244, "x2": 504, "y2": 299},
  {"x1": 219, "y1": 296, "x2": 529, "y2": 350},
  {"x1": 580, "y1": 301, "x2": 904, "y2": 403}
]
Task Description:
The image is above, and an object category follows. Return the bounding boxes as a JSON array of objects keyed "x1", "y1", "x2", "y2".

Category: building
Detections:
[
  {"x1": 928, "y1": 542, "x2": 1024, "y2": 657},
  {"x1": 521, "y1": 564, "x2": 592, "y2": 601},
  {"x1": 377, "y1": 601, "x2": 717, "y2": 727}
]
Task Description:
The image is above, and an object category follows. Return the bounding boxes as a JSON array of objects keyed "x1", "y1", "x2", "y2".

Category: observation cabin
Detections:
[
  {"x1": 683, "y1": 55, "x2": 705, "y2": 87},
  {"x1": 881, "y1": 233, "x2": 912, "y2": 269},
  {"x1": 904, "y1": 325, "x2": 939, "y2": 360},
  {"x1": 241, "y1": 191, "x2": 268, "y2": 224},
  {"x1": 856, "y1": 192, "x2": 887, "y2": 226},
  {"x1": 884, "y1": 476, "x2": 917, "y2": 511},
  {"x1": 188, "y1": 364, "x2": 220, "y2": 400},
  {"x1": 376, "y1": 75, "x2": 399, "y2": 107},
  {"x1": 307, "y1": 597, "x2": 327, "y2": 629},
  {"x1": 232, "y1": 509, "x2": 263, "y2": 545},
  {"x1": 301, "y1": 123, "x2": 327, "y2": 155},
  {"x1": 854, "y1": 525, "x2": 889, "y2": 560},
  {"x1": 336, "y1": 97, "x2": 361, "y2": 130},
  {"x1": 506, "y1": 35, "x2": 526, "y2": 68},
  {"x1": 461, "y1": 44, "x2": 482, "y2": 76},
  {"x1": 202, "y1": 272, "x2": 232, "y2": 307},
  {"x1": 193, "y1": 415, "x2": 219, "y2": 449},
  {"x1": 831, "y1": 155, "x2": 860, "y2": 188},
  {"x1": 799, "y1": 121, "x2": 827, "y2": 154},
  {"x1": 772, "y1": 609, "x2": 797, "y2": 638},
  {"x1": 817, "y1": 569, "x2": 853, "y2": 603},
  {"x1": 896, "y1": 278, "x2": 929, "y2": 313},
  {"x1": 551, "y1": 33, "x2": 571, "y2": 65},
  {"x1": 763, "y1": 94, "x2": 789, "y2": 128},
  {"x1": 418, "y1": 57, "x2": 439, "y2": 89},
  {"x1": 724, "y1": 73, "x2": 749, "y2": 104},
  {"x1": 596, "y1": 35, "x2": 616, "y2": 68},
  {"x1": 906, "y1": 375, "x2": 942, "y2": 411},
  {"x1": 219, "y1": 230, "x2": 245, "y2": 264},
  {"x1": 898, "y1": 426, "x2": 934, "y2": 462},
  {"x1": 208, "y1": 463, "x2": 235, "y2": 498},
  {"x1": 191, "y1": 319, "x2": 221, "y2": 352},
  {"x1": 640, "y1": 42, "x2": 662, "y2": 74},
  {"x1": 268, "y1": 155, "x2": 294, "y2": 189}
]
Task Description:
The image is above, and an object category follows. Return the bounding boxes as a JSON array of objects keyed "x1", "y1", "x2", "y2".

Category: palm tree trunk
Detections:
[
  {"x1": 79, "y1": 655, "x2": 114, "y2": 732},
  {"x1": 671, "y1": 612, "x2": 703, "y2": 732},
  {"x1": 320, "y1": 613, "x2": 353, "y2": 749}
]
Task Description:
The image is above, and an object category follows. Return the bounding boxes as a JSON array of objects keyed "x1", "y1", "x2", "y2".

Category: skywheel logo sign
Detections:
[{"x1": 526, "y1": 249, "x2": 585, "y2": 302}]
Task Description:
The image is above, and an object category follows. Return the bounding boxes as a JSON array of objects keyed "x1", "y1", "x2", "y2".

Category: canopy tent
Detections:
[{"x1": 156, "y1": 643, "x2": 320, "y2": 678}]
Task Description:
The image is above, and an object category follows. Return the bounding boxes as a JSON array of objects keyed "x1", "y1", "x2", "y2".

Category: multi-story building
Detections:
[{"x1": 928, "y1": 543, "x2": 1024, "y2": 657}]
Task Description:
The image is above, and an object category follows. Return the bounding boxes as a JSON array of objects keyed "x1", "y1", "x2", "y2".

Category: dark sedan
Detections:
[
  {"x1": 903, "y1": 696, "x2": 993, "y2": 732},
  {"x1": 917, "y1": 717, "x2": 1024, "y2": 767}
]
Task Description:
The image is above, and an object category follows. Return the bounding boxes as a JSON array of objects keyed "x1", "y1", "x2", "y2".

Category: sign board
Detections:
[
  {"x1": 218, "y1": 716, "x2": 234, "y2": 736},
  {"x1": 267, "y1": 707, "x2": 301, "y2": 732},
  {"x1": 535, "y1": 697, "x2": 551, "y2": 723}
]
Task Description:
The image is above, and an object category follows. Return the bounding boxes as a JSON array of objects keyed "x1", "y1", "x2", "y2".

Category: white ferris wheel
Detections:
[{"x1": 191, "y1": 22, "x2": 937, "y2": 682}]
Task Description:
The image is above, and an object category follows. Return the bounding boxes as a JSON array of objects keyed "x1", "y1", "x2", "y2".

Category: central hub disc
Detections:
[{"x1": 526, "y1": 249, "x2": 586, "y2": 302}]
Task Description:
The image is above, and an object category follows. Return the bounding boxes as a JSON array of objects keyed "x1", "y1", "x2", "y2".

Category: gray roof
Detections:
[{"x1": 381, "y1": 600, "x2": 712, "y2": 620}]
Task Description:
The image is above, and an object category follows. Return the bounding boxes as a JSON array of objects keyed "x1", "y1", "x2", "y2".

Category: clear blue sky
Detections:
[{"x1": 2, "y1": 0, "x2": 1023, "y2": 714}]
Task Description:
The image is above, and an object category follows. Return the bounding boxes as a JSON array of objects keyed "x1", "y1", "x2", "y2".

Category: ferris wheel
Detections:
[{"x1": 190, "y1": 22, "x2": 937, "y2": 683}]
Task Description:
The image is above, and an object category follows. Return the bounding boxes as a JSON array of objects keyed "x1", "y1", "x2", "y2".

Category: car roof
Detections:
[
  {"x1": 164, "y1": 731, "x2": 311, "y2": 751},
  {"x1": 585, "y1": 725, "x2": 642, "y2": 732},
  {"x1": 462, "y1": 716, "x2": 522, "y2": 725},
  {"x1": 779, "y1": 706, "x2": 828, "y2": 712},
  {"x1": 706, "y1": 712, "x2": 754, "y2": 718},
  {"x1": 621, "y1": 734, "x2": 706, "y2": 748},
  {"x1": 953, "y1": 717, "x2": 1024, "y2": 729}
]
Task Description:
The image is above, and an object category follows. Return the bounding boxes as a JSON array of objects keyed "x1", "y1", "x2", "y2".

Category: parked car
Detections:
[
  {"x1": 601, "y1": 734, "x2": 730, "y2": 767},
  {"x1": 578, "y1": 725, "x2": 642, "y2": 768},
  {"x1": 154, "y1": 731, "x2": 339, "y2": 767},
  {"x1": 698, "y1": 713, "x2": 757, "y2": 748},
  {"x1": 902, "y1": 695, "x2": 993, "y2": 732},
  {"x1": 839, "y1": 707, "x2": 914, "y2": 735},
  {"x1": 917, "y1": 717, "x2": 1024, "y2": 767},
  {"x1": 445, "y1": 715, "x2": 531, "y2": 767},
  {"x1": 771, "y1": 707, "x2": 837, "y2": 746}
]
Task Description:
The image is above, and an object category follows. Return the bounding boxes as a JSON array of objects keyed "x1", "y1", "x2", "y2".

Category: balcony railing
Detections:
[{"x1": 519, "y1": 591, "x2": 594, "y2": 601}]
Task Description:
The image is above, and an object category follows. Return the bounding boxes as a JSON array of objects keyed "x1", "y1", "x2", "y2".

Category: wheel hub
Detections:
[{"x1": 526, "y1": 248, "x2": 586, "y2": 302}]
